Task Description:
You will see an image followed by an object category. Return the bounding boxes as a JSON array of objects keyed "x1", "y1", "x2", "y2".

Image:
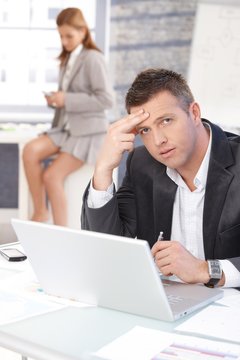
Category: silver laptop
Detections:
[{"x1": 11, "y1": 219, "x2": 223, "y2": 322}]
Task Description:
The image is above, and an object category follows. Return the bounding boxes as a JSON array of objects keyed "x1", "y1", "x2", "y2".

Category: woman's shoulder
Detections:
[
  {"x1": 84, "y1": 48, "x2": 104, "y2": 58},
  {"x1": 83, "y1": 48, "x2": 106, "y2": 67}
]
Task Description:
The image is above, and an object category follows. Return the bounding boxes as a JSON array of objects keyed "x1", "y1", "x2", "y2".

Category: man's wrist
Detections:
[
  {"x1": 93, "y1": 167, "x2": 114, "y2": 191},
  {"x1": 200, "y1": 260, "x2": 210, "y2": 284},
  {"x1": 87, "y1": 180, "x2": 114, "y2": 209}
]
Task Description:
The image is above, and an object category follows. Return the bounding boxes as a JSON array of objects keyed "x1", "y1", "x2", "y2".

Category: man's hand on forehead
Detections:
[
  {"x1": 124, "y1": 109, "x2": 150, "y2": 135},
  {"x1": 92, "y1": 109, "x2": 149, "y2": 190},
  {"x1": 110, "y1": 109, "x2": 149, "y2": 135}
]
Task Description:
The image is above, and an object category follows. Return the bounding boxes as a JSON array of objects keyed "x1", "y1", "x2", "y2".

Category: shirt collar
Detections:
[
  {"x1": 69, "y1": 44, "x2": 83, "y2": 60},
  {"x1": 167, "y1": 122, "x2": 212, "y2": 190}
]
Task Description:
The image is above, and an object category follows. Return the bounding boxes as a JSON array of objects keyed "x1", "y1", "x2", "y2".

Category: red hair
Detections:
[{"x1": 56, "y1": 7, "x2": 101, "y2": 66}]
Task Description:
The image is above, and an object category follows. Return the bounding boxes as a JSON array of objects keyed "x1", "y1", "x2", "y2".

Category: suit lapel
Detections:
[
  {"x1": 153, "y1": 163, "x2": 177, "y2": 241},
  {"x1": 58, "y1": 65, "x2": 66, "y2": 90},
  {"x1": 203, "y1": 122, "x2": 234, "y2": 258},
  {"x1": 64, "y1": 48, "x2": 88, "y2": 90},
  {"x1": 151, "y1": 121, "x2": 235, "y2": 256}
]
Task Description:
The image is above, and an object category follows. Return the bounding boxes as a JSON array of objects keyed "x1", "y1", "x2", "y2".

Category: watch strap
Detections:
[
  {"x1": 204, "y1": 277, "x2": 221, "y2": 288},
  {"x1": 204, "y1": 260, "x2": 222, "y2": 288}
]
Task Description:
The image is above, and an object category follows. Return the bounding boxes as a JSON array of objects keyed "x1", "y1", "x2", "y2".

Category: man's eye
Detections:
[
  {"x1": 162, "y1": 118, "x2": 171, "y2": 125},
  {"x1": 139, "y1": 128, "x2": 149, "y2": 135}
]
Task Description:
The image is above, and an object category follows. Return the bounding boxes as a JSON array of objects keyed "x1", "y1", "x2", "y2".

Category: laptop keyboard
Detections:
[{"x1": 167, "y1": 294, "x2": 184, "y2": 304}]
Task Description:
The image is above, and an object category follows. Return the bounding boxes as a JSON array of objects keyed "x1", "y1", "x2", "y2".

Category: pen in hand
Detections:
[
  {"x1": 157, "y1": 231, "x2": 173, "y2": 277},
  {"x1": 155, "y1": 231, "x2": 164, "y2": 274}
]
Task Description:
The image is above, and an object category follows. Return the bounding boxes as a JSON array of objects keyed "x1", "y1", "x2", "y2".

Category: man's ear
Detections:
[{"x1": 190, "y1": 102, "x2": 201, "y2": 124}]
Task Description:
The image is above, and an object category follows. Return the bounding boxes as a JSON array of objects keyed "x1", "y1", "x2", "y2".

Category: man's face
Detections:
[{"x1": 132, "y1": 91, "x2": 201, "y2": 173}]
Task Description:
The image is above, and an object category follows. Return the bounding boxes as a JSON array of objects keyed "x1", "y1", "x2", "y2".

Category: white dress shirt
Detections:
[
  {"x1": 87, "y1": 125, "x2": 240, "y2": 287},
  {"x1": 61, "y1": 44, "x2": 83, "y2": 91},
  {"x1": 166, "y1": 125, "x2": 212, "y2": 261},
  {"x1": 166, "y1": 125, "x2": 240, "y2": 287}
]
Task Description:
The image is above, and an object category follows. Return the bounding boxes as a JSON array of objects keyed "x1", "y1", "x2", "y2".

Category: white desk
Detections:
[
  {"x1": 0, "y1": 306, "x2": 182, "y2": 360},
  {"x1": 0, "y1": 298, "x2": 240, "y2": 360},
  {"x1": 0, "y1": 244, "x2": 239, "y2": 360}
]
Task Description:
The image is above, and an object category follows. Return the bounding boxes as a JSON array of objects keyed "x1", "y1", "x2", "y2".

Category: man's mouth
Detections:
[{"x1": 160, "y1": 148, "x2": 175, "y2": 158}]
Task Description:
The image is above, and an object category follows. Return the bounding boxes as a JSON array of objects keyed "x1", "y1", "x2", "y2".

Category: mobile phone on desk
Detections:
[{"x1": 0, "y1": 248, "x2": 27, "y2": 262}]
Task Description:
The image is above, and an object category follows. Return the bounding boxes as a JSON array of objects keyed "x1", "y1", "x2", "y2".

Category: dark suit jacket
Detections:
[{"x1": 81, "y1": 120, "x2": 240, "y2": 271}]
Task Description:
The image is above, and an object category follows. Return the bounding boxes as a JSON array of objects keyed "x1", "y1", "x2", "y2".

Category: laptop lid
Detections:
[{"x1": 11, "y1": 219, "x2": 223, "y2": 322}]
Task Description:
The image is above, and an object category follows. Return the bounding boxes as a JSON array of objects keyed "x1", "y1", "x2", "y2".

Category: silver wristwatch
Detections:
[{"x1": 204, "y1": 260, "x2": 222, "y2": 288}]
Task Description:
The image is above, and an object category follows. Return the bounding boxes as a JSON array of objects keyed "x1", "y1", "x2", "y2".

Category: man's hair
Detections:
[{"x1": 125, "y1": 68, "x2": 194, "y2": 113}]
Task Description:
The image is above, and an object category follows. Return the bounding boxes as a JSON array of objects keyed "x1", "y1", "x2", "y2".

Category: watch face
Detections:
[{"x1": 209, "y1": 260, "x2": 222, "y2": 278}]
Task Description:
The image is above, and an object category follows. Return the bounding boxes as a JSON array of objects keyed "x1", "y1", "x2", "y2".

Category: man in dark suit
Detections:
[{"x1": 81, "y1": 68, "x2": 240, "y2": 288}]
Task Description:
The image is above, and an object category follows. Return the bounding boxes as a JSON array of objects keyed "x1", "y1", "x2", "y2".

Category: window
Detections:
[{"x1": 0, "y1": 0, "x2": 109, "y2": 123}]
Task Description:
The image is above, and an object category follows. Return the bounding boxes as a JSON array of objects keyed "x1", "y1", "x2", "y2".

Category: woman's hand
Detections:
[{"x1": 44, "y1": 91, "x2": 65, "y2": 108}]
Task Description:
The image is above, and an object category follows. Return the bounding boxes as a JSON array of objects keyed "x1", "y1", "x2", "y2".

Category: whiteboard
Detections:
[{"x1": 188, "y1": 1, "x2": 240, "y2": 129}]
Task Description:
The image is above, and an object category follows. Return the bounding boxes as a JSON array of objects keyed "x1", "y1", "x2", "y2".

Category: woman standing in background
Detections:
[{"x1": 23, "y1": 7, "x2": 114, "y2": 226}]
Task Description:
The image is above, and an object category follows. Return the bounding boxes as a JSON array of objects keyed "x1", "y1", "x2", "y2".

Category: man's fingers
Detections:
[
  {"x1": 116, "y1": 137, "x2": 135, "y2": 152},
  {"x1": 155, "y1": 248, "x2": 170, "y2": 262},
  {"x1": 113, "y1": 133, "x2": 135, "y2": 143},
  {"x1": 110, "y1": 109, "x2": 149, "y2": 134},
  {"x1": 120, "y1": 142, "x2": 135, "y2": 153},
  {"x1": 151, "y1": 239, "x2": 172, "y2": 257}
]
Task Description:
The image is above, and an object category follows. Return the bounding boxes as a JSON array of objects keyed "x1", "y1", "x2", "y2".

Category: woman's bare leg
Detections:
[
  {"x1": 22, "y1": 135, "x2": 59, "y2": 222},
  {"x1": 43, "y1": 152, "x2": 84, "y2": 226}
]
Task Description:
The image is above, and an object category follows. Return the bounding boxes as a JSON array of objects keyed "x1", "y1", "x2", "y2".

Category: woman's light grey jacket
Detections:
[{"x1": 52, "y1": 47, "x2": 114, "y2": 136}]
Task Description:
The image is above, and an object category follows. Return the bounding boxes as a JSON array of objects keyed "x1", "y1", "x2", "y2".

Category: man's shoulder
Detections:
[
  {"x1": 206, "y1": 119, "x2": 240, "y2": 141},
  {"x1": 226, "y1": 133, "x2": 240, "y2": 143},
  {"x1": 208, "y1": 120, "x2": 240, "y2": 166}
]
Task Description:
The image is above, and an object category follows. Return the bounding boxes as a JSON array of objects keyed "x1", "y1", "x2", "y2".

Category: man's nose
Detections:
[{"x1": 153, "y1": 131, "x2": 167, "y2": 146}]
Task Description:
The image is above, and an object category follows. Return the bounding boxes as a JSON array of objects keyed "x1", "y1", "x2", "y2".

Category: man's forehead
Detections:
[{"x1": 129, "y1": 91, "x2": 180, "y2": 114}]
